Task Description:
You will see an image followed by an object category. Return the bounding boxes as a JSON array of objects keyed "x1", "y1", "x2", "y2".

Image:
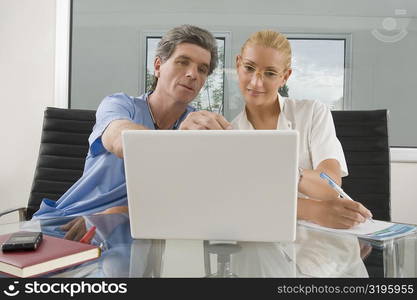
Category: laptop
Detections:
[{"x1": 122, "y1": 130, "x2": 299, "y2": 242}]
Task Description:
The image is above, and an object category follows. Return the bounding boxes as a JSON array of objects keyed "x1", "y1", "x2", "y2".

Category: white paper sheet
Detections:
[{"x1": 298, "y1": 219, "x2": 417, "y2": 241}]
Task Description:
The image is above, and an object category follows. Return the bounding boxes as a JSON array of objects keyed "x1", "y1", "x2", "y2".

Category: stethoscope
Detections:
[{"x1": 146, "y1": 93, "x2": 181, "y2": 130}]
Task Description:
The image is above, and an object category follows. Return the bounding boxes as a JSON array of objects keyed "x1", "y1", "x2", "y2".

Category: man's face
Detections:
[{"x1": 154, "y1": 43, "x2": 211, "y2": 105}]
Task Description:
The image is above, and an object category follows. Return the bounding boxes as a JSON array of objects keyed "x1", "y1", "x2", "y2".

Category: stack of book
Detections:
[{"x1": 0, "y1": 233, "x2": 101, "y2": 278}]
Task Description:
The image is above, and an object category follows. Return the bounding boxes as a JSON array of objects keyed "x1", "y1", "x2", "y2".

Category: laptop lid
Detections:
[{"x1": 122, "y1": 130, "x2": 299, "y2": 242}]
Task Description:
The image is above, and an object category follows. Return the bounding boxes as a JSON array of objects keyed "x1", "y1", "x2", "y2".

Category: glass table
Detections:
[{"x1": 1, "y1": 214, "x2": 416, "y2": 278}]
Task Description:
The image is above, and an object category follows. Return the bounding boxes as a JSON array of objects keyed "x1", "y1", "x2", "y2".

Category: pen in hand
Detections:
[
  {"x1": 79, "y1": 226, "x2": 96, "y2": 244},
  {"x1": 319, "y1": 172, "x2": 374, "y2": 223}
]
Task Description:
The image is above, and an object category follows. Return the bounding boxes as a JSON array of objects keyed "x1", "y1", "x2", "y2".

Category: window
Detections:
[
  {"x1": 144, "y1": 35, "x2": 349, "y2": 116},
  {"x1": 145, "y1": 35, "x2": 226, "y2": 114},
  {"x1": 285, "y1": 35, "x2": 350, "y2": 110}
]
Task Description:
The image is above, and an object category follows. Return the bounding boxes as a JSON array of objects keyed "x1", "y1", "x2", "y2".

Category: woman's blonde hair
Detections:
[{"x1": 240, "y1": 30, "x2": 292, "y2": 72}]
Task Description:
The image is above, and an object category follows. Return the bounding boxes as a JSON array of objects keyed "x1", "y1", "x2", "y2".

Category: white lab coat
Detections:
[{"x1": 231, "y1": 96, "x2": 348, "y2": 177}]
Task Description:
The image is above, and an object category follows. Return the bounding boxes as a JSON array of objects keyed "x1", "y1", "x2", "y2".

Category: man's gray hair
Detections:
[
  {"x1": 149, "y1": 25, "x2": 218, "y2": 91},
  {"x1": 156, "y1": 24, "x2": 218, "y2": 74}
]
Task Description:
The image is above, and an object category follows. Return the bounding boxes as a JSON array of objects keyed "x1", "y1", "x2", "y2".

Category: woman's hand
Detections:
[{"x1": 299, "y1": 197, "x2": 373, "y2": 229}]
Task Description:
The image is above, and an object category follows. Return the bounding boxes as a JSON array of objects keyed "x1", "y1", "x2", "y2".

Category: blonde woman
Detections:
[{"x1": 232, "y1": 30, "x2": 372, "y2": 229}]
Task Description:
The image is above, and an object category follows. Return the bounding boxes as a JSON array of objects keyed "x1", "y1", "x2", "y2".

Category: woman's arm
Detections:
[
  {"x1": 297, "y1": 159, "x2": 373, "y2": 229},
  {"x1": 298, "y1": 159, "x2": 341, "y2": 200}
]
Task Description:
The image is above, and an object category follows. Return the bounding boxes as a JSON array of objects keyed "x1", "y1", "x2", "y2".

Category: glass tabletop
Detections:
[{"x1": 1, "y1": 214, "x2": 416, "y2": 278}]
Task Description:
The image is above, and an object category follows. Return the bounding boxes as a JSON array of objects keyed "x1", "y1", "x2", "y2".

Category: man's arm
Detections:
[
  {"x1": 102, "y1": 120, "x2": 148, "y2": 158},
  {"x1": 102, "y1": 110, "x2": 231, "y2": 158}
]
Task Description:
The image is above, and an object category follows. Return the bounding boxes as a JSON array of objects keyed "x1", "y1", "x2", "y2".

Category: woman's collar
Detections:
[
  {"x1": 277, "y1": 95, "x2": 292, "y2": 130},
  {"x1": 239, "y1": 95, "x2": 292, "y2": 130}
]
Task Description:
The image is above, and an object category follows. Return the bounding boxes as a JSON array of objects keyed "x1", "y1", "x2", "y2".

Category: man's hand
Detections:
[
  {"x1": 95, "y1": 206, "x2": 128, "y2": 215},
  {"x1": 60, "y1": 206, "x2": 128, "y2": 241},
  {"x1": 60, "y1": 217, "x2": 87, "y2": 241},
  {"x1": 179, "y1": 111, "x2": 233, "y2": 130}
]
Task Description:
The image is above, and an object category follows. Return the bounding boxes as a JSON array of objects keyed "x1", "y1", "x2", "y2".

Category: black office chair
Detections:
[
  {"x1": 331, "y1": 110, "x2": 391, "y2": 221},
  {"x1": 0, "y1": 107, "x2": 96, "y2": 220}
]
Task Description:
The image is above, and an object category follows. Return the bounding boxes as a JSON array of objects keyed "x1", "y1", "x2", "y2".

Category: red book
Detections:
[{"x1": 0, "y1": 232, "x2": 101, "y2": 278}]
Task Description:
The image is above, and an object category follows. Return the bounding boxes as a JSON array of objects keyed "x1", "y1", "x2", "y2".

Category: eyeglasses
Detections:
[{"x1": 239, "y1": 58, "x2": 285, "y2": 82}]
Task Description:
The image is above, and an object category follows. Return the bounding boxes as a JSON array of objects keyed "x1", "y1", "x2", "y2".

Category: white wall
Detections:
[
  {"x1": 0, "y1": 0, "x2": 56, "y2": 222},
  {"x1": 391, "y1": 163, "x2": 417, "y2": 224}
]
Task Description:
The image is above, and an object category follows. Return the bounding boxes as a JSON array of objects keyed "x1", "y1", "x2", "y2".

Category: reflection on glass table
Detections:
[{"x1": 1, "y1": 214, "x2": 416, "y2": 278}]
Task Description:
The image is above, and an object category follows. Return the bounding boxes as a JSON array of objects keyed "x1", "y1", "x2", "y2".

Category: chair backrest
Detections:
[
  {"x1": 27, "y1": 107, "x2": 96, "y2": 219},
  {"x1": 331, "y1": 110, "x2": 390, "y2": 221},
  {"x1": 28, "y1": 108, "x2": 391, "y2": 221}
]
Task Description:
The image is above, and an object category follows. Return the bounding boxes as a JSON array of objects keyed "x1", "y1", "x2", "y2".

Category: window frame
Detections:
[
  {"x1": 284, "y1": 33, "x2": 353, "y2": 110},
  {"x1": 283, "y1": 34, "x2": 417, "y2": 161},
  {"x1": 54, "y1": 0, "x2": 72, "y2": 109}
]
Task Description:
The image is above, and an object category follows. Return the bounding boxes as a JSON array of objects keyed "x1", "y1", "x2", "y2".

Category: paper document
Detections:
[{"x1": 298, "y1": 219, "x2": 417, "y2": 241}]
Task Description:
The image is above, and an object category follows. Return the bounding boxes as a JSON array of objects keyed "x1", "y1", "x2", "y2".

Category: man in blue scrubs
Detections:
[{"x1": 33, "y1": 25, "x2": 232, "y2": 219}]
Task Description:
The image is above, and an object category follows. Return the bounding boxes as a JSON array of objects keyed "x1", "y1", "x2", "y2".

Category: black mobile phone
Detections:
[{"x1": 1, "y1": 231, "x2": 43, "y2": 252}]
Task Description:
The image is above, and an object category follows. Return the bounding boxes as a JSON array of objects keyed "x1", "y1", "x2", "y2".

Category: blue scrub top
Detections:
[{"x1": 32, "y1": 92, "x2": 195, "y2": 219}]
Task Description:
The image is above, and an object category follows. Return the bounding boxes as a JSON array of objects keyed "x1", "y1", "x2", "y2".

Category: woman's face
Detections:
[{"x1": 236, "y1": 44, "x2": 291, "y2": 106}]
